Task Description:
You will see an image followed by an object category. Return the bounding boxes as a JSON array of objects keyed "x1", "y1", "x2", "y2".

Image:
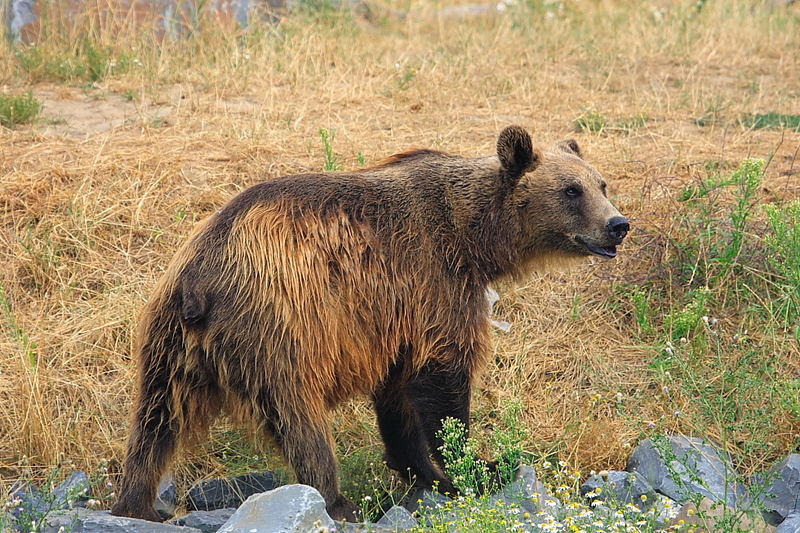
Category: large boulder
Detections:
[
  {"x1": 627, "y1": 436, "x2": 748, "y2": 508},
  {"x1": 187, "y1": 471, "x2": 283, "y2": 511},
  {"x1": 216, "y1": 485, "x2": 335, "y2": 533}
]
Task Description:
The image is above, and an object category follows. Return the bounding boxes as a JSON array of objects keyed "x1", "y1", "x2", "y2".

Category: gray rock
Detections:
[
  {"x1": 170, "y1": 509, "x2": 237, "y2": 533},
  {"x1": 52, "y1": 472, "x2": 90, "y2": 509},
  {"x1": 626, "y1": 436, "x2": 748, "y2": 508},
  {"x1": 402, "y1": 488, "x2": 450, "y2": 515},
  {"x1": 40, "y1": 507, "x2": 97, "y2": 533},
  {"x1": 777, "y1": 513, "x2": 800, "y2": 533},
  {"x1": 156, "y1": 473, "x2": 179, "y2": 519},
  {"x1": 217, "y1": 484, "x2": 334, "y2": 533},
  {"x1": 187, "y1": 471, "x2": 283, "y2": 511},
  {"x1": 40, "y1": 509, "x2": 201, "y2": 533},
  {"x1": 494, "y1": 465, "x2": 560, "y2": 514},
  {"x1": 376, "y1": 505, "x2": 418, "y2": 530},
  {"x1": 9, "y1": 482, "x2": 49, "y2": 520},
  {"x1": 580, "y1": 470, "x2": 656, "y2": 508},
  {"x1": 755, "y1": 454, "x2": 800, "y2": 526}
]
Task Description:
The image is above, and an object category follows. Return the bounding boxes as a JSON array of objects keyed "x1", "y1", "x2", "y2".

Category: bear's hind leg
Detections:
[
  {"x1": 113, "y1": 339, "x2": 220, "y2": 521},
  {"x1": 255, "y1": 388, "x2": 359, "y2": 522},
  {"x1": 111, "y1": 372, "x2": 180, "y2": 522}
]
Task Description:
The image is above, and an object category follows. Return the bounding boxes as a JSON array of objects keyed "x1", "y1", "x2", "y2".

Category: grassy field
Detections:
[{"x1": 0, "y1": 0, "x2": 798, "y2": 526}]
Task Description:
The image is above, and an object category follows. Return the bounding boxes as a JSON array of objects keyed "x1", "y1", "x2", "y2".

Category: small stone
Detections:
[
  {"x1": 776, "y1": 513, "x2": 800, "y2": 533},
  {"x1": 170, "y1": 509, "x2": 237, "y2": 533},
  {"x1": 155, "y1": 473, "x2": 179, "y2": 520},
  {"x1": 755, "y1": 454, "x2": 800, "y2": 526},
  {"x1": 376, "y1": 505, "x2": 418, "y2": 530},
  {"x1": 627, "y1": 435, "x2": 749, "y2": 508},
  {"x1": 217, "y1": 485, "x2": 334, "y2": 533},
  {"x1": 579, "y1": 470, "x2": 656, "y2": 508},
  {"x1": 402, "y1": 488, "x2": 450, "y2": 515},
  {"x1": 187, "y1": 471, "x2": 283, "y2": 511},
  {"x1": 52, "y1": 472, "x2": 91, "y2": 509},
  {"x1": 495, "y1": 465, "x2": 560, "y2": 514},
  {"x1": 667, "y1": 498, "x2": 775, "y2": 533}
]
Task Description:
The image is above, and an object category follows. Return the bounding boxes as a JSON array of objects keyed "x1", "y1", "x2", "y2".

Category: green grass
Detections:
[
  {"x1": 740, "y1": 112, "x2": 800, "y2": 131},
  {"x1": 574, "y1": 110, "x2": 608, "y2": 133},
  {"x1": 574, "y1": 110, "x2": 649, "y2": 134},
  {"x1": 0, "y1": 91, "x2": 41, "y2": 127}
]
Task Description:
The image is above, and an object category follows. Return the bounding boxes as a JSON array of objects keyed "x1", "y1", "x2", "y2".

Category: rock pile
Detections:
[{"x1": 4, "y1": 436, "x2": 798, "y2": 533}]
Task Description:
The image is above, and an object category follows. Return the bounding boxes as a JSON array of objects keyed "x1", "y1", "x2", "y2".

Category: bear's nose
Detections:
[{"x1": 607, "y1": 216, "x2": 630, "y2": 243}]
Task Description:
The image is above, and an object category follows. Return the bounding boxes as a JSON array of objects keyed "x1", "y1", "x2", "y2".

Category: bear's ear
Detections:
[
  {"x1": 557, "y1": 139, "x2": 582, "y2": 159},
  {"x1": 497, "y1": 126, "x2": 539, "y2": 182}
]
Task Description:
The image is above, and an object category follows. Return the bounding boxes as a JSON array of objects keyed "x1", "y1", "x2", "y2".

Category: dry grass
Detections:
[{"x1": 1, "y1": 0, "x2": 798, "y2": 502}]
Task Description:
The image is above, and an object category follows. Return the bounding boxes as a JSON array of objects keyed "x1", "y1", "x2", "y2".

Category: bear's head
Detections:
[{"x1": 496, "y1": 125, "x2": 629, "y2": 267}]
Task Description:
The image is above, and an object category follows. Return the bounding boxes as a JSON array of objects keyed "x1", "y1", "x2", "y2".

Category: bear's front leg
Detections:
[{"x1": 406, "y1": 361, "x2": 476, "y2": 489}]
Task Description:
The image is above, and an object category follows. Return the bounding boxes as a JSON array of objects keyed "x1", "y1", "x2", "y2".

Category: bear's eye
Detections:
[{"x1": 564, "y1": 186, "x2": 583, "y2": 198}]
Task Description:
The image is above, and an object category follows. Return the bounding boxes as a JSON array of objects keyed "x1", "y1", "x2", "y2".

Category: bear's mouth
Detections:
[{"x1": 575, "y1": 237, "x2": 618, "y2": 259}]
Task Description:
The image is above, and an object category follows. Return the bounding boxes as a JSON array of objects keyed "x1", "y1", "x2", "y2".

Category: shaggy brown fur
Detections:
[{"x1": 111, "y1": 126, "x2": 629, "y2": 522}]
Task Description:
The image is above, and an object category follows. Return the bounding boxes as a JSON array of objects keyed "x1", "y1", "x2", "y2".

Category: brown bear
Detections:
[{"x1": 111, "y1": 126, "x2": 629, "y2": 522}]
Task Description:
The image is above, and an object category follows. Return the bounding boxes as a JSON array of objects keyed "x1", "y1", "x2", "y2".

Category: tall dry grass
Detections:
[{"x1": 1, "y1": 0, "x2": 798, "y2": 500}]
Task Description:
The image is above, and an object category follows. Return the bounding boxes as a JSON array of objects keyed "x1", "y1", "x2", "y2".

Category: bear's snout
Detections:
[{"x1": 606, "y1": 216, "x2": 630, "y2": 244}]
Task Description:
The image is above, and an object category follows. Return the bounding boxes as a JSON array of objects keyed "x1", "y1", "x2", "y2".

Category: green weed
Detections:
[
  {"x1": 0, "y1": 91, "x2": 42, "y2": 127},
  {"x1": 667, "y1": 286, "x2": 710, "y2": 342},
  {"x1": 13, "y1": 39, "x2": 132, "y2": 83},
  {"x1": 2, "y1": 468, "x2": 91, "y2": 533},
  {"x1": 395, "y1": 64, "x2": 418, "y2": 91},
  {"x1": 630, "y1": 288, "x2": 655, "y2": 336},
  {"x1": 763, "y1": 201, "x2": 800, "y2": 333},
  {"x1": 0, "y1": 282, "x2": 38, "y2": 369},
  {"x1": 319, "y1": 128, "x2": 342, "y2": 171},
  {"x1": 339, "y1": 445, "x2": 410, "y2": 521},
  {"x1": 438, "y1": 417, "x2": 492, "y2": 495},
  {"x1": 672, "y1": 159, "x2": 763, "y2": 287}
]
